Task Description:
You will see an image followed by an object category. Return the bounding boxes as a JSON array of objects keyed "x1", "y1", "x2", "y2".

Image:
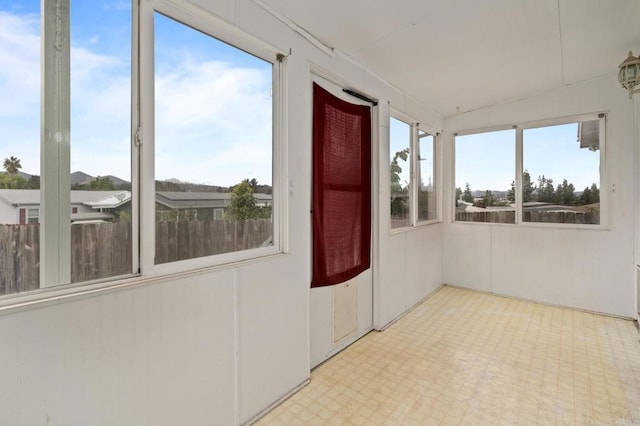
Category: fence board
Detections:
[{"x1": 1, "y1": 219, "x2": 271, "y2": 295}]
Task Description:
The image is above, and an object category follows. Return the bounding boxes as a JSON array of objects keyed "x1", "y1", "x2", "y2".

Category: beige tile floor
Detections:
[{"x1": 257, "y1": 286, "x2": 640, "y2": 425}]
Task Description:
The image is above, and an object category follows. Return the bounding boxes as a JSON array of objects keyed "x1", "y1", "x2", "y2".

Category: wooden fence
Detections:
[
  {"x1": 455, "y1": 210, "x2": 598, "y2": 224},
  {"x1": 155, "y1": 219, "x2": 272, "y2": 264},
  {"x1": 0, "y1": 219, "x2": 272, "y2": 295}
]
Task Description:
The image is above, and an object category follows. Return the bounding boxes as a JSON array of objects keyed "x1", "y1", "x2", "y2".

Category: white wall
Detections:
[
  {"x1": 443, "y1": 74, "x2": 636, "y2": 318},
  {"x1": 0, "y1": 0, "x2": 444, "y2": 425},
  {"x1": 0, "y1": 202, "x2": 17, "y2": 224},
  {"x1": 373, "y1": 97, "x2": 445, "y2": 329}
]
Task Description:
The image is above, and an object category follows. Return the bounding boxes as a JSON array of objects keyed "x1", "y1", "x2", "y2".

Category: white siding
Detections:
[{"x1": 0, "y1": 203, "x2": 18, "y2": 224}]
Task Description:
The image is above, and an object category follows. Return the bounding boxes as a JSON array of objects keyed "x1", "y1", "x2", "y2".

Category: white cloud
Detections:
[
  {"x1": 0, "y1": 10, "x2": 274, "y2": 187},
  {"x1": 155, "y1": 59, "x2": 273, "y2": 186},
  {"x1": 0, "y1": 11, "x2": 39, "y2": 117}
]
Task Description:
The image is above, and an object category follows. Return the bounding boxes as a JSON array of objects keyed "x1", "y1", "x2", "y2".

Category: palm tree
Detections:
[{"x1": 3, "y1": 156, "x2": 22, "y2": 177}]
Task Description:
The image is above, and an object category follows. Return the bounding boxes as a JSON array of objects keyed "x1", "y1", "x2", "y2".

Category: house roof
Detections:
[
  {"x1": 155, "y1": 191, "x2": 272, "y2": 209},
  {"x1": 0, "y1": 189, "x2": 124, "y2": 207},
  {"x1": 83, "y1": 191, "x2": 131, "y2": 209},
  {"x1": 0, "y1": 189, "x2": 273, "y2": 210}
]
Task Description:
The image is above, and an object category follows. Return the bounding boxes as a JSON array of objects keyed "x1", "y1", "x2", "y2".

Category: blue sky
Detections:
[
  {"x1": 0, "y1": 2, "x2": 273, "y2": 187},
  {"x1": 389, "y1": 117, "x2": 411, "y2": 188},
  {"x1": 455, "y1": 124, "x2": 600, "y2": 193},
  {"x1": 1, "y1": 2, "x2": 598, "y2": 192}
]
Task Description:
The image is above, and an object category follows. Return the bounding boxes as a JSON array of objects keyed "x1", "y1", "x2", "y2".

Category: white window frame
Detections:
[
  {"x1": 415, "y1": 127, "x2": 439, "y2": 226},
  {"x1": 0, "y1": 0, "x2": 288, "y2": 308},
  {"x1": 452, "y1": 112, "x2": 607, "y2": 229},
  {"x1": 518, "y1": 113, "x2": 607, "y2": 229},
  {"x1": 138, "y1": 0, "x2": 286, "y2": 276},
  {"x1": 27, "y1": 208, "x2": 39, "y2": 224},
  {"x1": 452, "y1": 125, "x2": 516, "y2": 227},
  {"x1": 389, "y1": 110, "x2": 439, "y2": 233}
]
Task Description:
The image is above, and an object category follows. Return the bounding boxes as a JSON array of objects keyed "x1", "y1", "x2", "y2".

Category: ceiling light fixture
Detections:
[{"x1": 618, "y1": 50, "x2": 640, "y2": 98}]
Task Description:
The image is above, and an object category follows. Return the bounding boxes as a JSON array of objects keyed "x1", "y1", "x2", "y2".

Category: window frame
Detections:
[
  {"x1": 415, "y1": 128, "x2": 438, "y2": 225},
  {"x1": 452, "y1": 113, "x2": 607, "y2": 229},
  {"x1": 389, "y1": 110, "x2": 439, "y2": 233},
  {"x1": 138, "y1": 0, "x2": 286, "y2": 276},
  {"x1": 0, "y1": 0, "x2": 287, "y2": 308}
]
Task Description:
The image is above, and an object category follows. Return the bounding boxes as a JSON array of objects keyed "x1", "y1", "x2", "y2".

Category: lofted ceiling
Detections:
[{"x1": 260, "y1": 0, "x2": 640, "y2": 117}]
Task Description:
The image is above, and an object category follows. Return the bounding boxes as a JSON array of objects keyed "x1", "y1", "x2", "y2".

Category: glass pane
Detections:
[
  {"x1": 455, "y1": 129, "x2": 515, "y2": 224},
  {"x1": 390, "y1": 117, "x2": 411, "y2": 229},
  {"x1": 0, "y1": 3, "x2": 41, "y2": 294},
  {"x1": 69, "y1": 2, "x2": 132, "y2": 282},
  {"x1": 154, "y1": 13, "x2": 273, "y2": 264},
  {"x1": 523, "y1": 121, "x2": 600, "y2": 225},
  {"x1": 417, "y1": 130, "x2": 436, "y2": 222}
]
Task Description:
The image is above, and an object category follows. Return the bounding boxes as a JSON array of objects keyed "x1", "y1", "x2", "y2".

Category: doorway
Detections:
[{"x1": 309, "y1": 74, "x2": 375, "y2": 368}]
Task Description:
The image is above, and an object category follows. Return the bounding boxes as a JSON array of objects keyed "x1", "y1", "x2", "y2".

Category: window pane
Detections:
[
  {"x1": 69, "y1": 3, "x2": 132, "y2": 283},
  {"x1": 0, "y1": 4, "x2": 41, "y2": 294},
  {"x1": 390, "y1": 117, "x2": 411, "y2": 229},
  {"x1": 417, "y1": 130, "x2": 436, "y2": 222},
  {"x1": 523, "y1": 121, "x2": 600, "y2": 225},
  {"x1": 455, "y1": 129, "x2": 515, "y2": 224},
  {"x1": 154, "y1": 13, "x2": 273, "y2": 264}
]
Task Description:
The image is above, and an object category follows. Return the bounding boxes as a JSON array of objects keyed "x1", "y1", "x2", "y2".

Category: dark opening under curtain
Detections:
[{"x1": 311, "y1": 83, "x2": 371, "y2": 288}]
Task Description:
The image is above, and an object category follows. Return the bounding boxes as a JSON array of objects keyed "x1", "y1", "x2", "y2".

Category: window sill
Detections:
[
  {"x1": 389, "y1": 220, "x2": 441, "y2": 235},
  {"x1": 0, "y1": 251, "x2": 287, "y2": 314},
  {"x1": 451, "y1": 220, "x2": 608, "y2": 231}
]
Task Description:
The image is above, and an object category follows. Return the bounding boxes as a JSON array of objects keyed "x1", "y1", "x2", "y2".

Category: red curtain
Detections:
[{"x1": 311, "y1": 83, "x2": 371, "y2": 287}]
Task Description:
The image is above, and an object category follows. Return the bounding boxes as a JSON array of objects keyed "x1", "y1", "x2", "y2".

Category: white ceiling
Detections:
[{"x1": 261, "y1": 0, "x2": 640, "y2": 117}]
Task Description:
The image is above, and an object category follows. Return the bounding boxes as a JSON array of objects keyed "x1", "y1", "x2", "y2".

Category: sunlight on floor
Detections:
[{"x1": 257, "y1": 286, "x2": 640, "y2": 425}]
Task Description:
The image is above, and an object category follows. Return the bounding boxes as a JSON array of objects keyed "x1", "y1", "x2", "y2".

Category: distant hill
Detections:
[
  {"x1": 11, "y1": 170, "x2": 270, "y2": 193},
  {"x1": 472, "y1": 190, "x2": 508, "y2": 199},
  {"x1": 156, "y1": 179, "x2": 229, "y2": 193},
  {"x1": 70, "y1": 171, "x2": 93, "y2": 185},
  {"x1": 18, "y1": 171, "x2": 33, "y2": 180},
  {"x1": 77, "y1": 174, "x2": 129, "y2": 187}
]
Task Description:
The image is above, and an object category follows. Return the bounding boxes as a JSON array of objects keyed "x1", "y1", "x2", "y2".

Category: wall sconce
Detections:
[{"x1": 618, "y1": 51, "x2": 640, "y2": 98}]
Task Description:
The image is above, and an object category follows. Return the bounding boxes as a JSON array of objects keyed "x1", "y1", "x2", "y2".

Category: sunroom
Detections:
[{"x1": 0, "y1": 0, "x2": 639, "y2": 424}]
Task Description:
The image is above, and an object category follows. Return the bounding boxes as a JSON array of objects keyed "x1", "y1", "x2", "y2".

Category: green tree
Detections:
[
  {"x1": 537, "y1": 175, "x2": 555, "y2": 202},
  {"x1": 462, "y1": 183, "x2": 474, "y2": 203},
  {"x1": 507, "y1": 171, "x2": 533, "y2": 203},
  {"x1": 555, "y1": 179, "x2": 576, "y2": 205},
  {"x1": 89, "y1": 176, "x2": 115, "y2": 190},
  {"x1": 227, "y1": 179, "x2": 270, "y2": 219},
  {"x1": 590, "y1": 183, "x2": 600, "y2": 203},
  {"x1": 507, "y1": 181, "x2": 515, "y2": 203},
  {"x1": 579, "y1": 183, "x2": 599, "y2": 205},
  {"x1": 26, "y1": 175, "x2": 40, "y2": 189},
  {"x1": 522, "y1": 171, "x2": 534, "y2": 202},
  {"x1": 0, "y1": 174, "x2": 26, "y2": 189},
  {"x1": 390, "y1": 148, "x2": 410, "y2": 217},
  {"x1": 481, "y1": 190, "x2": 495, "y2": 207},
  {"x1": 3, "y1": 156, "x2": 22, "y2": 177}
]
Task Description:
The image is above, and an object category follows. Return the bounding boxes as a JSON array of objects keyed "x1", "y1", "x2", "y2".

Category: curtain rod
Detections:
[{"x1": 343, "y1": 89, "x2": 378, "y2": 106}]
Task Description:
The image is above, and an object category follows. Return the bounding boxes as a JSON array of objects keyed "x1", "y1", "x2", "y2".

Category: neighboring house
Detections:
[
  {"x1": 155, "y1": 191, "x2": 272, "y2": 221},
  {"x1": 0, "y1": 189, "x2": 121, "y2": 225},
  {"x1": 0, "y1": 189, "x2": 273, "y2": 224}
]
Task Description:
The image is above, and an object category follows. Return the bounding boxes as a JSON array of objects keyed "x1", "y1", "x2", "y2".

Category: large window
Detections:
[
  {"x1": 390, "y1": 117, "x2": 411, "y2": 228},
  {"x1": 150, "y1": 9, "x2": 278, "y2": 267},
  {"x1": 0, "y1": 1, "x2": 132, "y2": 295},
  {"x1": 417, "y1": 129, "x2": 436, "y2": 222},
  {"x1": 454, "y1": 114, "x2": 605, "y2": 226},
  {"x1": 522, "y1": 119, "x2": 602, "y2": 225},
  {"x1": 0, "y1": 0, "x2": 282, "y2": 299},
  {"x1": 455, "y1": 129, "x2": 516, "y2": 224},
  {"x1": 389, "y1": 114, "x2": 438, "y2": 229}
]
